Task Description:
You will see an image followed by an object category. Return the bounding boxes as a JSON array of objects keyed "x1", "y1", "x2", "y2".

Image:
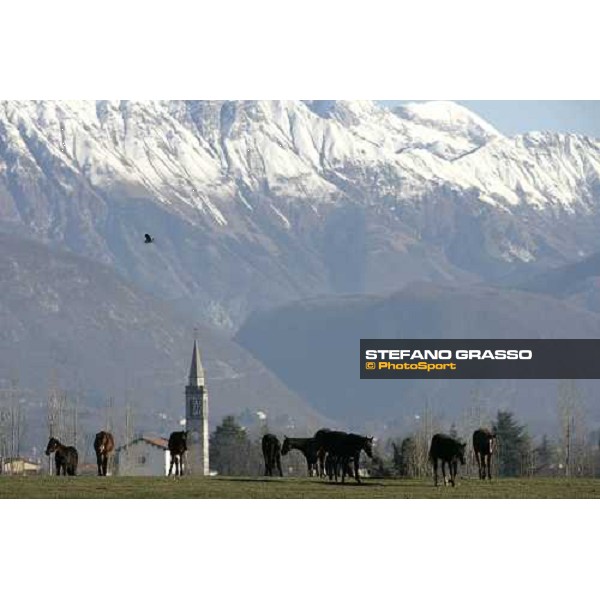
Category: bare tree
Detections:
[{"x1": 557, "y1": 380, "x2": 589, "y2": 477}]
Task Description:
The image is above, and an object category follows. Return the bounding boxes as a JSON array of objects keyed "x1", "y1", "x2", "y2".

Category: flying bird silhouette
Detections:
[{"x1": 144, "y1": 233, "x2": 154, "y2": 244}]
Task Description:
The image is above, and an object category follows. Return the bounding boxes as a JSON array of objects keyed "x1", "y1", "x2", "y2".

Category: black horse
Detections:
[
  {"x1": 429, "y1": 433, "x2": 466, "y2": 487},
  {"x1": 281, "y1": 437, "x2": 321, "y2": 476},
  {"x1": 315, "y1": 429, "x2": 374, "y2": 484},
  {"x1": 93, "y1": 431, "x2": 115, "y2": 476},
  {"x1": 473, "y1": 428, "x2": 496, "y2": 480},
  {"x1": 168, "y1": 431, "x2": 187, "y2": 476},
  {"x1": 262, "y1": 434, "x2": 283, "y2": 477},
  {"x1": 45, "y1": 437, "x2": 78, "y2": 476}
]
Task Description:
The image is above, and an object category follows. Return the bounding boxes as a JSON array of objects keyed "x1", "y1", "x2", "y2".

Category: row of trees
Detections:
[{"x1": 382, "y1": 409, "x2": 600, "y2": 479}]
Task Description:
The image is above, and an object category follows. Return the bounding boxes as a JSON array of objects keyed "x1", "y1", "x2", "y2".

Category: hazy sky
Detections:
[{"x1": 383, "y1": 101, "x2": 600, "y2": 137}]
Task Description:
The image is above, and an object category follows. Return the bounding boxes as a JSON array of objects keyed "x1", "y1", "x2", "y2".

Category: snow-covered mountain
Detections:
[{"x1": 1, "y1": 100, "x2": 600, "y2": 329}]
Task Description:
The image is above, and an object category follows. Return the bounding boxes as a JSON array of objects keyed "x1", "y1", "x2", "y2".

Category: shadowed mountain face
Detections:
[
  {"x1": 235, "y1": 283, "x2": 600, "y2": 434},
  {"x1": 0, "y1": 232, "x2": 329, "y2": 449},
  {"x1": 1, "y1": 100, "x2": 600, "y2": 331},
  {"x1": 516, "y1": 250, "x2": 600, "y2": 313}
]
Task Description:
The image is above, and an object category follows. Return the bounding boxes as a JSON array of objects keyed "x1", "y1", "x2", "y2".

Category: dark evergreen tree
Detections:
[
  {"x1": 492, "y1": 411, "x2": 532, "y2": 477},
  {"x1": 210, "y1": 415, "x2": 262, "y2": 476},
  {"x1": 393, "y1": 436, "x2": 418, "y2": 477}
]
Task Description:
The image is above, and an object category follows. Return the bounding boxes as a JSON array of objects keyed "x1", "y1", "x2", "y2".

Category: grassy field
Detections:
[{"x1": 1, "y1": 475, "x2": 600, "y2": 498}]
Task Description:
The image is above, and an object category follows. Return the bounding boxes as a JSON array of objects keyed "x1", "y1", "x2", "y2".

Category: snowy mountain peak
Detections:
[{"x1": 393, "y1": 100, "x2": 502, "y2": 145}]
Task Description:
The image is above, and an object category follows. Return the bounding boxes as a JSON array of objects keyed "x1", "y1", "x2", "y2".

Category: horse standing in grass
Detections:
[
  {"x1": 93, "y1": 431, "x2": 115, "y2": 476},
  {"x1": 262, "y1": 434, "x2": 283, "y2": 477},
  {"x1": 315, "y1": 429, "x2": 374, "y2": 484},
  {"x1": 429, "y1": 433, "x2": 466, "y2": 487},
  {"x1": 473, "y1": 428, "x2": 496, "y2": 480},
  {"x1": 168, "y1": 431, "x2": 187, "y2": 476},
  {"x1": 281, "y1": 437, "x2": 321, "y2": 476},
  {"x1": 45, "y1": 437, "x2": 78, "y2": 476}
]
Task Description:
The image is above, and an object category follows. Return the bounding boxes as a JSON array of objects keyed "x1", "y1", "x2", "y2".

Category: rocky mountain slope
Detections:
[{"x1": 1, "y1": 100, "x2": 600, "y2": 330}]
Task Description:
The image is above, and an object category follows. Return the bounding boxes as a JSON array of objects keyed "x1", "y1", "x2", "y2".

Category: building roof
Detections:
[
  {"x1": 115, "y1": 436, "x2": 169, "y2": 452},
  {"x1": 188, "y1": 338, "x2": 205, "y2": 387}
]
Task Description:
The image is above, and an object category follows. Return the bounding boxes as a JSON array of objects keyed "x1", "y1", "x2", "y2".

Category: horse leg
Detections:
[
  {"x1": 341, "y1": 457, "x2": 346, "y2": 484},
  {"x1": 451, "y1": 461, "x2": 457, "y2": 487},
  {"x1": 475, "y1": 452, "x2": 481, "y2": 479},
  {"x1": 432, "y1": 458, "x2": 438, "y2": 486},
  {"x1": 441, "y1": 461, "x2": 447, "y2": 486},
  {"x1": 277, "y1": 454, "x2": 283, "y2": 477},
  {"x1": 486, "y1": 455, "x2": 492, "y2": 480},
  {"x1": 168, "y1": 454, "x2": 174, "y2": 476},
  {"x1": 96, "y1": 453, "x2": 102, "y2": 476},
  {"x1": 353, "y1": 454, "x2": 361, "y2": 484}
]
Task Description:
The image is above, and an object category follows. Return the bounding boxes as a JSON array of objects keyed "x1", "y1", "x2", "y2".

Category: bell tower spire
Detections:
[{"x1": 185, "y1": 330, "x2": 209, "y2": 476}]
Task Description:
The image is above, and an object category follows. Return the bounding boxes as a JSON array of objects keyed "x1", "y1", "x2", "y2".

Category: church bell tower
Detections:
[{"x1": 185, "y1": 337, "x2": 209, "y2": 476}]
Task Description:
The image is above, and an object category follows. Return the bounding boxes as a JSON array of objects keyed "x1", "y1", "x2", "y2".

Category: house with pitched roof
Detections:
[{"x1": 115, "y1": 436, "x2": 170, "y2": 476}]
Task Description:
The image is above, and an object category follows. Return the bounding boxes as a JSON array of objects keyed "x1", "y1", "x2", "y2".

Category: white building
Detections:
[
  {"x1": 116, "y1": 436, "x2": 170, "y2": 476},
  {"x1": 1, "y1": 457, "x2": 42, "y2": 476}
]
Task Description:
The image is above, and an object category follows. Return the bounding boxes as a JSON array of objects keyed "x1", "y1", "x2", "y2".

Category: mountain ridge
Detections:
[{"x1": 1, "y1": 100, "x2": 600, "y2": 330}]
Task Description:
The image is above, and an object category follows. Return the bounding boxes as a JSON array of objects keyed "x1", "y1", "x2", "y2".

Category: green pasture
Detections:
[{"x1": 1, "y1": 475, "x2": 600, "y2": 499}]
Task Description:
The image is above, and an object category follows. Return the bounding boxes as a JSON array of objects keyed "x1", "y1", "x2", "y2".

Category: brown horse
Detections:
[
  {"x1": 45, "y1": 437, "x2": 78, "y2": 476},
  {"x1": 429, "y1": 433, "x2": 466, "y2": 487},
  {"x1": 314, "y1": 430, "x2": 374, "y2": 484},
  {"x1": 262, "y1": 434, "x2": 283, "y2": 476},
  {"x1": 281, "y1": 437, "x2": 320, "y2": 476},
  {"x1": 93, "y1": 431, "x2": 115, "y2": 476},
  {"x1": 168, "y1": 431, "x2": 187, "y2": 476},
  {"x1": 473, "y1": 428, "x2": 496, "y2": 480}
]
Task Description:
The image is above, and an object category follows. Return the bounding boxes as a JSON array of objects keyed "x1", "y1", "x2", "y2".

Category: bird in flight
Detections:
[{"x1": 144, "y1": 233, "x2": 154, "y2": 244}]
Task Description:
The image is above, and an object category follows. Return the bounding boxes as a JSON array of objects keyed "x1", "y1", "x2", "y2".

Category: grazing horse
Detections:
[
  {"x1": 324, "y1": 451, "x2": 355, "y2": 481},
  {"x1": 93, "y1": 431, "x2": 115, "y2": 476},
  {"x1": 281, "y1": 437, "x2": 321, "y2": 476},
  {"x1": 315, "y1": 429, "x2": 374, "y2": 484},
  {"x1": 429, "y1": 433, "x2": 466, "y2": 487},
  {"x1": 45, "y1": 437, "x2": 78, "y2": 476},
  {"x1": 473, "y1": 428, "x2": 496, "y2": 480},
  {"x1": 262, "y1": 434, "x2": 283, "y2": 477},
  {"x1": 168, "y1": 431, "x2": 187, "y2": 476}
]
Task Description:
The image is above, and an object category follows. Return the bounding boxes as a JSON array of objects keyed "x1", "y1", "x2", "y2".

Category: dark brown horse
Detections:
[
  {"x1": 93, "y1": 431, "x2": 115, "y2": 476},
  {"x1": 281, "y1": 437, "x2": 320, "y2": 476},
  {"x1": 429, "y1": 433, "x2": 466, "y2": 487},
  {"x1": 262, "y1": 434, "x2": 283, "y2": 476},
  {"x1": 314, "y1": 429, "x2": 374, "y2": 484},
  {"x1": 473, "y1": 428, "x2": 496, "y2": 480},
  {"x1": 45, "y1": 437, "x2": 78, "y2": 476},
  {"x1": 168, "y1": 431, "x2": 187, "y2": 476}
]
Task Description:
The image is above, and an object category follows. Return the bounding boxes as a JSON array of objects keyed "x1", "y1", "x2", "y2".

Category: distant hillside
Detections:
[
  {"x1": 236, "y1": 282, "x2": 600, "y2": 435},
  {"x1": 517, "y1": 250, "x2": 600, "y2": 312},
  {"x1": 0, "y1": 232, "x2": 329, "y2": 454}
]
